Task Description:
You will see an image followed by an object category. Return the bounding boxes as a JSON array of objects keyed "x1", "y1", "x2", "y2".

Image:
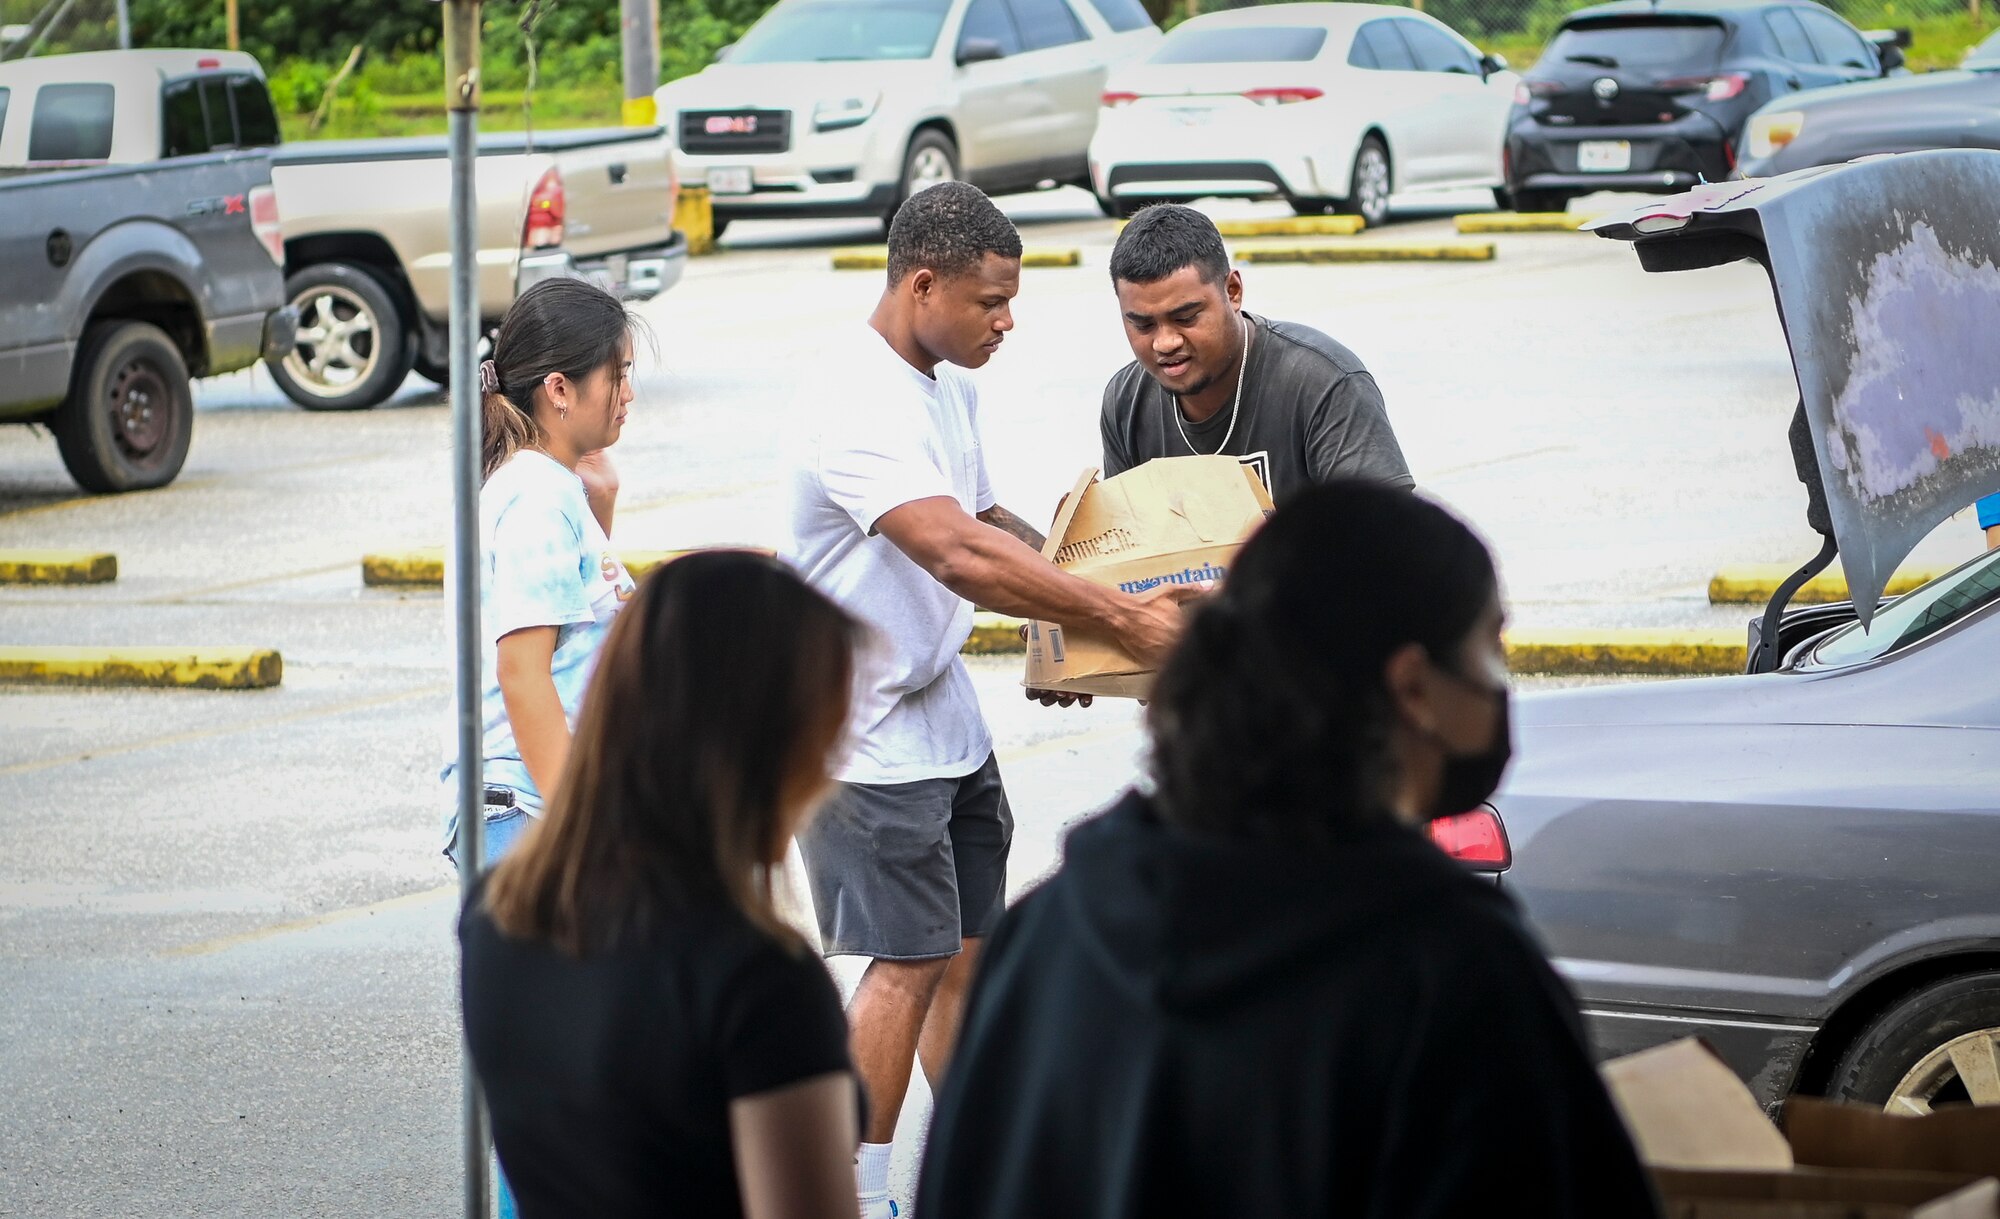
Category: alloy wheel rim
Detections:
[
  {"x1": 1887, "y1": 1026, "x2": 2000, "y2": 1114},
  {"x1": 1358, "y1": 148, "x2": 1390, "y2": 222},
  {"x1": 108, "y1": 358, "x2": 170, "y2": 462},
  {"x1": 909, "y1": 146, "x2": 955, "y2": 195},
  {"x1": 285, "y1": 285, "x2": 380, "y2": 395}
]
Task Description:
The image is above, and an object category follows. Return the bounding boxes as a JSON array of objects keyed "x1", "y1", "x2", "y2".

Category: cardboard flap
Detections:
[
  {"x1": 1167, "y1": 487, "x2": 1223, "y2": 542},
  {"x1": 1042, "y1": 468, "x2": 1101, "y2": 562},
  {"x1": 1787, "y1": 1097, "x2": 2000, "y2": 1178},
  {"x1": 1655, "y1": 1167, "x2": 1999, "y2": 1216},
  {"x1": 1604, "y1": 1040, "x2": 1796, "y2": 1172}
]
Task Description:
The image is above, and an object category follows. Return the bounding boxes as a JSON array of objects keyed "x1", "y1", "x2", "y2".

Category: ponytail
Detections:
[{"x1": 476, "y1": 277, "x2": 636, "y2": 483}]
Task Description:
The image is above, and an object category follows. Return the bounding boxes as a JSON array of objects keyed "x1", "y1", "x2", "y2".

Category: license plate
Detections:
[
  {"x1": 1167, "y1": 106, "x2": 1216, "y2": 127},
  {"x1": 1578, "y1": 140, "x2": 1632, "y2": 172},
  {"x1": 708, "y1": 166, "x2": 752, "y2": 195}
]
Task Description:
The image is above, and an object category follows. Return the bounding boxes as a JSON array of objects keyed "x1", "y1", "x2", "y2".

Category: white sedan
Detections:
[{"x1": 1089, "y1": 2, "x2": 1518, "y2": 224}]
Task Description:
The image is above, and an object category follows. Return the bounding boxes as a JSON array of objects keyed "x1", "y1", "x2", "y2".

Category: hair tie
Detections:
[{"x1": 478, "y1": 359, "x2": 500, "y2": 395}]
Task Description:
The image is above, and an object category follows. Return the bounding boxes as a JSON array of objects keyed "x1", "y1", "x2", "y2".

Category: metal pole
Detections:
[
  {"x1": 443, "y1": 2, "x2": 488, "y2": 1217},
  {"x1": 115, "y1": 0, "x2": 129, "y2": 49},
  {"x1": 619, "y1": 0, "x2": 659, "y2": 127},
  {"x1": 225, "y1": 0, "x2": 238, "y2": 51}
]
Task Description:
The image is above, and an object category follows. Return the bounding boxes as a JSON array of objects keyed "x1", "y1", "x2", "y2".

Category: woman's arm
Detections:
[
  {"x1": 729, "y1": 1071, "x2": 860, "y2": 1219},
  {"x1": 495, "y1": 625, "x2": 570, "y2": 805}
]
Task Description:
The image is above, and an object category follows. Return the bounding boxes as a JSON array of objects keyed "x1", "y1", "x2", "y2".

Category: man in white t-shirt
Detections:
[{"x1": 783, "y1": 182, "x2": 1199, "y2": 1219}]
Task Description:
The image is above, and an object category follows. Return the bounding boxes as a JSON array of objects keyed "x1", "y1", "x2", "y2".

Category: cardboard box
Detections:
[
  {"x1": 1603, "y1": 1039, "x2": 2000, "y2": 1217},
  {"x1": 1023, "y1": 456, "x2": 1273, "y2": 699}
]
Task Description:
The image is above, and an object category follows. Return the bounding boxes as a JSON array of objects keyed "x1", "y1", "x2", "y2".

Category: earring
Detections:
[{"x1": 558, "y1": 405, "x2": 569, "y2": 418}]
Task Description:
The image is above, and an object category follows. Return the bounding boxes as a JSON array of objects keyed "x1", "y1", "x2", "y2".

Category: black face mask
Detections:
[{"x1": 1427, "y1": 674, "x2": 1513, "y2": 822}]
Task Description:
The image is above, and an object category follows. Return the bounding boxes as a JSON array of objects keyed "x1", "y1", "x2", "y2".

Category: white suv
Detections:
[{"x1": 657, "y1": 0, "x2": 1160, "y2": 234}]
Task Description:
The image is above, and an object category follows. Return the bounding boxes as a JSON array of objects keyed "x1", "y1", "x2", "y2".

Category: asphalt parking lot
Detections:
[{"x1": 1, "y1": 187, "x2": 1989, "y2": 1215}]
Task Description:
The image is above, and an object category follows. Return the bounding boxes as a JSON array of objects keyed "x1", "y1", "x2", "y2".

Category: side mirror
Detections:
[
  {"x1": 1480, "y1": 51, "x2": 1509, "y2": 78},
  {"x1": 957, "y1": 36, "x2": 1005, "y2": 66},
  {"x1": 1877, "y1": 43, "x2": 1906, "y2": 75}
]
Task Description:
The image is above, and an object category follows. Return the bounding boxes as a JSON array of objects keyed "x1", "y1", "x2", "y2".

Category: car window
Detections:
[
  {"x1": 230, "y1": 75, "x2": 280, "y2": 147},
  {"x1": 730, "y1": 0, "x2": 951, "y2": 62},
  {"x1": 1398, "y1": 19, "x2": 1480, "y2": 74},
  {"x1": 1150, "y1": 25, "x2": 1329, "y2": 63},
  {"x1": 200, "y1": 78, "x2": 234, "y2": 149},
  {"x1": 1083, "y1": 0, "x2": 1152, "y2": 34},
  {"x1": 1797, "y1": 8, "x2": 1874, "y2": 69},
  {"x1": 1763, "y1": 10, "x2": 1817, "y2": 63},
  {"x1": 1355, "y1": 20, "x2": 1417, "y2": 71},
  {"x1": 1967, "y1": 29, "x2": 2000, "y2": 68},
  {"x1": 27, "y1": 82, "x2": 114, "y2": 162},
  {"x1": 1346, "y1": 32, "x2": 1377, "y2": 69},
  {"x1": 1802, "y1": 548, "x2": 2000, "y2": 670},
  {"x1": 1544, "y1": 19, "x2": 1727, "y2": 70},
  {"x1": 1008, "y1": 0, "x2": 1086, "y2": 50},
  {"x1": 960, "y1": 0, "x2": 1024, "y2": 55},
  {"x1": 0, "y1": 88, "x2": 9, "y2": 146},
  {"x1": 161, "y1": 78, "x2": 208, "y2": 157}
]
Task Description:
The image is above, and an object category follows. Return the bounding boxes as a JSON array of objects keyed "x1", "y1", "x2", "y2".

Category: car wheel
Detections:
[
  {"x1": 412, "y1": 353, "x2": 449, "y2": 389},
  {"x1": 269, "y1": 262, "x2": 410, "y2": 411},
  {"x1": 1512, "y1": 189, "x2": 1573, "y2": 215},
  {"x1": 1338, "y1": 136, "x2": 1392, "y2": 228},
  {"x1": 52, "y1": 320, "x2": 195, "y2": 494},
  {"x1": 887, "y1": 129, "x2": 959, "y2": 228},
  {"x1": 1826, "y1": 972, "x2": 2000, "y2": 1113},
  {"x1": 1492, "y1": 186, "x2": 1515, "y2": 211}
]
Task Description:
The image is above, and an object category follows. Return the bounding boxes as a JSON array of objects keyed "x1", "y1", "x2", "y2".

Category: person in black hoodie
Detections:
[{"x1": 918, "y1": 480, "x2": 1661, "y2": 1219}]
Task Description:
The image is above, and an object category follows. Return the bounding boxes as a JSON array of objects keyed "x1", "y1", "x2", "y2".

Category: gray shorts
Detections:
[{"x1": 797, "y1": 753, "x2": 1013, "y2": 961}]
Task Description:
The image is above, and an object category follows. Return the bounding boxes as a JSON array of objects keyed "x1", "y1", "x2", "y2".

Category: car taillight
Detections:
[
  {"x1": 1101, "y1": 91, "x2": 1140, "y2": 107},
  {"x1": 197, "y1": 56, "x2": 220, "y2": 70},
  {"x1": 1427, "y1": 805, "x2": 1511, "y2": 871},
  {"x1": 248, "y1": 184, "x2": 283, "y2": 266},
  {"x1": 523, "y1": 167, "x2": 564, "y2": 250},
  {"x1": 1513, "y1": 81, "x2": 1533, "y2": 105},
  {"x1": 1243, "y1": 87, "x2": 1323, "y2": 105},
  {"x1": 1660, "y1": 72, "x2": 1750, "y2": 102}
]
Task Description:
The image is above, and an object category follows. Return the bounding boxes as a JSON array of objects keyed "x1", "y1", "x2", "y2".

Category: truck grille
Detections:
[{"x1": 679, "y1": 110, "x2": 790, "y2": 155}]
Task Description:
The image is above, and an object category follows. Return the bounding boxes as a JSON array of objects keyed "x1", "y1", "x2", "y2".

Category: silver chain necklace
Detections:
[{"x1": 1171, "y1": 315, "x2": 1252, "y2": 457}]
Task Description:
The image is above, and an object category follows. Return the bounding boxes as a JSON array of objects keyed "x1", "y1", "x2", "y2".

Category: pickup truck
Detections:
[
  {"x1": 0, "y1": 50, "x2": 297, "y2": 492},
  {"x1": 4, "y1": 49, "x2": 687, "y2": 412}
]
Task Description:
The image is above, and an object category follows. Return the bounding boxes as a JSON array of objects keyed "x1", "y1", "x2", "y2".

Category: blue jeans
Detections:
[{"x1": 446, "y1": 803, "x2": 535, "y2": 1219}]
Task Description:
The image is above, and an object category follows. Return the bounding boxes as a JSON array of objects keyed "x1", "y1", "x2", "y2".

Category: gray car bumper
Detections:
[{"x1": 518, "y1": 231, "x2": 688, "y2": 303}]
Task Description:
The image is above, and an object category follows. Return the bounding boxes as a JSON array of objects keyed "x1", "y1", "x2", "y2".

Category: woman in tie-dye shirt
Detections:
[{"x1": 444, "y1": 278, "x2": 640, "y2": 867}]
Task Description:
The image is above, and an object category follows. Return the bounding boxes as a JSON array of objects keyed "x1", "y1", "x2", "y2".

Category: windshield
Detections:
[
  {"x1": 1544, "y1": 20, "x2": 1725, "y2": 71},
  {"x1": 1151, "y1": 25, "x2": 1330, "y2": 64},
  {"x1": 1965, "y1": 30, "x2": 2000, "y2": 69},
  {"x1": 1801, "y1": 546, "x2": 2000, "y2": 669},
  {"x1": 730, "y1": 0, "x2": 951, "y2": 63}
]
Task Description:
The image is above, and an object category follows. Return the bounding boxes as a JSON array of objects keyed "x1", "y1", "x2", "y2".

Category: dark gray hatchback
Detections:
[
  {"x1": 1497, "y1": 151, "x2": 2000, "y2": 1118},
  {"x1": 1503, "y1": 0, "x2": 1897, "y2": 212}
]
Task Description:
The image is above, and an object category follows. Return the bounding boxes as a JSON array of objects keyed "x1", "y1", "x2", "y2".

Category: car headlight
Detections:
[
  {"x1": 813, "y1": 95, "x2": 879, "y2": 132},
  {"x1": 1747, "y1": 110, "x2": 1804, "y2": 160}
]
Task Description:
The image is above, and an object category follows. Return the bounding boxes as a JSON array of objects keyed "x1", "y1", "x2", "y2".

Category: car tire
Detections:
[
  {"x1": 1492, "y1": 185, "x2": 1515, "y2": 211},
  {"x1": 412, "y1": 353, "x2": 449, "y2": 389},
  {"x1": 269, "y1": 262, "x2": 410, "y2": 411},
  {"x1": 1826, "y1": 971, "x2": 2000, "y2": 1112},
  {"x1": 1512, "y1": 189, "x2": 1573, "y2": 215},
  {"x1": 1095, "y1": 193, "x2": 1120, "y2": 219},
  {"x1": 1289, "y1": 195, "x2": 1339, "y2": 216},
  {"x1": 1338, "y1": 136, "x2": 1392, "y2": 228},
  {"x1": 1112, "y1": 197, "x2": 1160, "y2": 220},
  {"x1": 887, "y1": 129, "x2": 959, "y2": 229},
  {"x1": 708, "y1": 216, "x2": 731, "y2": 242},
  {"x1": 52, "y1": 320, "x2": 195, "y2": 494}
]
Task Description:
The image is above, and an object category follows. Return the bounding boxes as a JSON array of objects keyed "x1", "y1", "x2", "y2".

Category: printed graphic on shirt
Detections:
[
  {"x1": 1239, "y1": 451, "x2": 1273, "y2": 498},
  {"x1": 597, "y1": 550, "x2": 635, "y2": 611}
]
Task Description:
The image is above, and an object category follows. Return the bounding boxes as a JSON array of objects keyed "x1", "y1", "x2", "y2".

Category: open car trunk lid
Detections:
[{"x1": 1586, "y1": 151, "x2": 2000, "y2": 625}]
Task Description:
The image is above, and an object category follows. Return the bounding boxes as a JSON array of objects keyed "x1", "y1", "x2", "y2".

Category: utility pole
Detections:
[
  {"x1": 621, "y1": 0, "x2": 658, "y2": 126},
  {"x1": 115, "y1": 0, "x2": 129, "y2": 49},
  {"x1": 440, "y1": 0, "x2": 490, "y2": 1216},
  {"x1": 226, "y1": 0, "x2": 238, "y2": 50}
]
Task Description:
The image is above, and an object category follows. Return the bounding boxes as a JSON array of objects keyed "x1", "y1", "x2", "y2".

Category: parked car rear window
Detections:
[
  {"x1": 1010, "y1": 0, "x2": 1087, "y2": 51},
  {"x1": 1803, "y1": 548, "x2": 2000, "y2": 670},
  {"x1": 230, "y1": 75, "x2": 280, "y2": 147},
  {"x1": 1152, "y1": 25, "x2": 1329, "y2": 63},
  {"x1": 731, "y1": 0, "x2": 951, "y2": 62},
  {"x1": 162, "y1": 80, "x2": 207, "y2": 157},
  {"x1": 28, "y1": 82, "x2": 114, "y2": 162},
  {"x1": 1398, "y1": 19, "x2": 1479, "y2": 74},
  {"x1": 1086, "y1": 0, "x2": 1153, "y2": 34},
  {"x1": 200, "y1": 78, "x2": 234, "y2": 148},
  {"x1": 1545, "y1": 19, "x2": 1726, "y2": 70}
]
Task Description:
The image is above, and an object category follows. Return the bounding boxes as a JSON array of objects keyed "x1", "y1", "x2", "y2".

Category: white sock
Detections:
[{"x1": 857, "y1": 1141, "x2": 892, "y2": 1196}]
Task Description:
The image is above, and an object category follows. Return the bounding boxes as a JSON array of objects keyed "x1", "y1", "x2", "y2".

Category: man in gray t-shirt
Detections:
[{"x1": 1100, "y1": 205, "x2": 1413, "y2": 504}]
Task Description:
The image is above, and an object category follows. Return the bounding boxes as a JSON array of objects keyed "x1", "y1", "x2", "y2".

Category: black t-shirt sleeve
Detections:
[
  {"x1": 714, "y1": 938, "x2": 852, "y2": 1102},
  {"x1": 1364, "y1": 916, "x2": 1662, "y2": 1219},
  {"x1": 1304, "y1": 372, "x2": 1415, "y2": 489},
  {"x1": 1100, "y1": 372, "x2": 1137, "y2": 479}
]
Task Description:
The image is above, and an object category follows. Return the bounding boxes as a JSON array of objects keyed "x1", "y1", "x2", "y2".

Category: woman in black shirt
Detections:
[{"x1": 461, "y1": 551, "x2": 864, "y2": 1219}]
